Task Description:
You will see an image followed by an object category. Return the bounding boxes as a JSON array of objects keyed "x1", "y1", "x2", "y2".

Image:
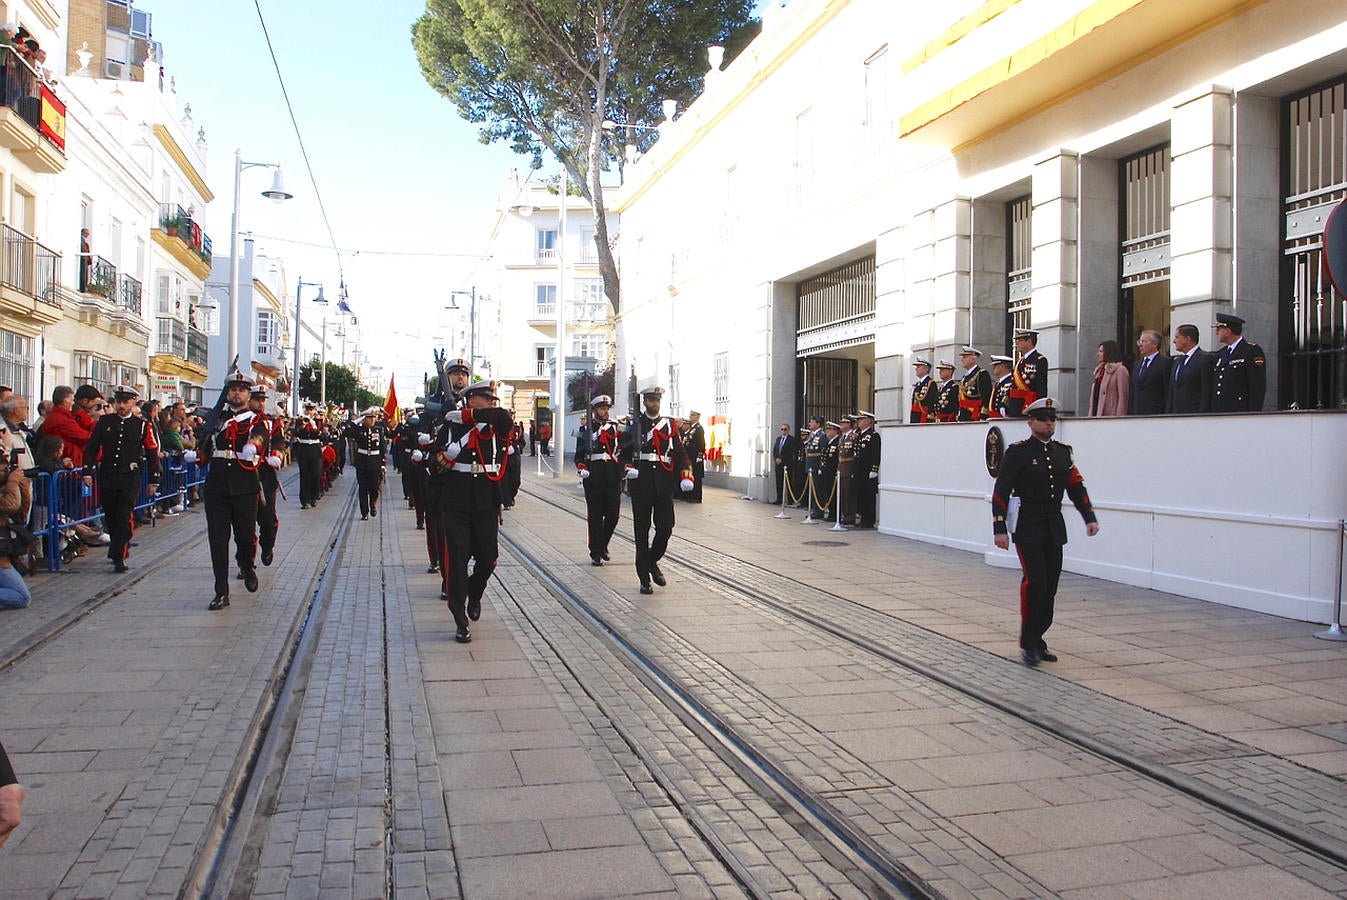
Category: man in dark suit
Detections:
[
  {"x1": 1167, "y1": 323, "x2": 1212, "y2": 413},
  {"x1": 1211, "y1": 312, "x2": 1267, "y2": 412},
  {"x1": 770, "y1": 423, "x2": 799, "y2": 505},
  {"x1": 1128, "y1": 329, "x2": 1172, "y2": 415}
]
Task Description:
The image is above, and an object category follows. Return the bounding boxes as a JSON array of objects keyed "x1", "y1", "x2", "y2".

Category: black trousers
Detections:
[
  {"x1": 442, "y1": 506, "x2": 499, "y2": 629},
  {"x1": 1014, "y1": 537, "x2": 1063, "y2": 652},
  {"x1": 854, "y1": 475, "x2": 878, "y2": 527},
  {"x1": 205, "y1": 487, "x2": 258, "y2": 595},
  {"x1": 99, "y1": 473, "x2": 140, "y2": 562},
  {"x1": 296, "y1": 447, "x2": 322, "y2": 506},
  {"x1": 355, "y1": 460, "x2": 382, "y2": 516},
  {"x1": 687, "y1": 460, "x2": 704, "y2": 503},
  {"x1": 423, "y1": 479, "x2": 444, "y2": 573},
  {"x1": 772, "y1": 464, "x2": 786, "y2": 503},
  {"x1": 257, "y1": 471, "x2": 278, "y2": 552},
  {"x1": 630, "y1": 493, "x2": 674, "y2": 583},
  {"x1": 583, "y1": 480, "x2": 621, "y2": 560}
]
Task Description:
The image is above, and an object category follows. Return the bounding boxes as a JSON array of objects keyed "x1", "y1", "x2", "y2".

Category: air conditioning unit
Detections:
[{"x1": 105, "y1": 59, "x2": 125, "y2": 80}]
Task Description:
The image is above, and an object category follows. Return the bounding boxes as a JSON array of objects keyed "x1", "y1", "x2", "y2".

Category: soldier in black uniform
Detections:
[
  {"x1": 82, "y1": 385, "x2": 159, "y2": 573},
  {"x1": 1008, "y1": 328, "x2": 1048, "y2": 418},
  {"x1": 202, "y1": 372, "x2": 271, "y2": 610},
  {"x1": 291, "y1": 407, "x2": 324, "y2": 509},
  {"x1": 347, "y1": 407, "x2": 389, "y2": 520},
  {"x1": 851, "y1": 410, "x2": 881, "y2": 528},
  {"x1": 957, "y1": 346, "x2": 992, "y2": 421},
  {"x1": 933, "y1": 361, "x2": 960, "y2": 422},
  {"x1": 819, "y1": 421, "x2": 841, "y2": 522},
  {"x1": 1210, "y1": 312, "x2": 1266, "y2": 412},
  {"x1": 248, "y1": 386, "x2": 285, "y2": 566},
  {"x1": 802, "y1": 416, "x2": 827, "y2": 517},
  {"x1": 992, "y1": 397, "x2": 1100, "y2": 666},
  {"x1": 502, "y1": 420, "x2": 525, "y2": 509},
  {"x1": 421, "y1": 358, "x2": 472, "y2": 592},
  {"x1": 680, "y1": 411, "x2": 706, "y2": 503},
  {"x1": 399, "y1": 414, "x2": 427, "y2": 527},
  {"x1": 910, "y1": 358, "x2": 937, "y2": 423},
  {"x1": 621, "y1": 386, "x2": 693, "y2": 594},
  {"x1": 432, "y1": 382, "x2": 513, "y2": 643},
  {"x1": 989, "y1": 355, "x2": 1015, "y2": 418},
  {"x1": 576, "y1": 394, "x2": 624, "y2": 565},
  {"x1": 836, "y1": 415, "x2": 857, "y2": 525}
]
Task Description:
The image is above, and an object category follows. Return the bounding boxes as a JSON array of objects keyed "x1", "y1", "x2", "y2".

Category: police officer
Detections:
[
  {"x1": 910, "y1": 358, "x2": 937, "y2": 423},
  {"x1": 933, "y1": 361, "x2": 960, "y2": 422},
  {"x1": 992, "y1": 398, "x2": 1100, "y2": 666},
  {"x1": 851, "y1": 410, "x2": 881, "y2": 528},
  {"x1": 576, "y1": 394, "x2": 624, "y2": 565},
  {"x1": 82, "y1": 385, "x2": 158, "y2": 573},
  {"x1": 1008, "y1": 328, "x2": 1048, "y2": 418},
  {"x1": 433, "y1": 382, "x2": 513, "y2": 643},
  {"x1": 680, "y1": 411, "x2": 706, "y2": 503},
  {"x1": 1210, "y1": 312, "x2": 1266, "y2": 412},
  {"x1": 989, "y1": 355, "x2": 1015, "y2": 418},
  {"x1": 291, "y1": 406, "x2": 324, "y2": 509},
  {"x1": 201, "y1": 372, "x2": 270, "y2": 611},
  {"x1": 621, "y1": 386, "x2": 693, "y2": 594},
  {"x1": 957, "y1": 346, "x2": 992, "y2": 421},
  {"x1": 248, "y1": 385, "x2": 285, "y2": 566},
  {"x1": 347, "y1": 407, "x2": 388, "y2": 520}
]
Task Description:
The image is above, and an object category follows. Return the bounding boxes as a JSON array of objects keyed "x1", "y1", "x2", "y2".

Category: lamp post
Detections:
[
  {"x1": 554, "y1": 167, "x2": 568, "y2": 479},
  {"x1": 227, "y1": 149, "x2": 292, "y2": 369},
  {"x1": 449, "y1": 288, "x2": 477, "y2": 371},
  {"x1": 291, "y1": 277, "x2": 325, "y2": 417}
]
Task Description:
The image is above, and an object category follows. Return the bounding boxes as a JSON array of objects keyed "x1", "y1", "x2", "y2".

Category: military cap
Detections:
[
  {"x1": 990, "y1": 354, "x2": 1014, "y2": 365},
  {"x1": 590, "y1": 394, "x2": 613, "y2": 408},
  {"x1": 638, "y1": 385, "x2": 663, "y2": 397},
  {"x1": 360, "y1": 406, "x2": 380, "y2": 418},
  {"x1": 1024, "y1": 397, "x2": 1059, "y2": 419},
  {"x1": 225, "y1": 370, "x2": 254, "y2": 388},
  {"x1": 250, "y1": 385, "x2": 268, "y2": 398},
  {"x1": 844, "y1": 414, "x2": 859, "y2": 423},
  {"x1": 1013, "y1": 328, "x2": 1039, "y2": 339},
  {"x1": 824, "y1": 421, "x2": 840, "y2": 430},
  {"x1": 689, "y1": 410, "x2": 701, "y2": 417},
  {"x1": 913, "y1": 357, "x2": 932, "y2": 367},
  {"x1": 1214, "y1": 312, "x2": 1245, "y2": 333},
  {"x1": 463, "y1": 382, "x2": 498, "y2": 402},
  {"x1": 112, "y1": 384, "x2": 139, "y2": 400},
  {"x1": 446, "y1": 358, "x2": 471, "y2": 375},
  {"x1": 856, "y1": 410, "x2": 876, "y2": 420},
  {"x1": 936, "y1": 359, "x2": 955, "y2": 370},
  {"x1": 960, "y1": 346, "x2": 982, "y2": 357}
]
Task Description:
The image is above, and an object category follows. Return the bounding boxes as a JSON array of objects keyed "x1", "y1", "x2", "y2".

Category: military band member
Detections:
[
  {"x1": 957, "y1": 346, "x2": 992, "y2": 421},
  {"x1": 400, "y1": 414, "x2": 428, "y2": 528},
  {"x1": 82, "y1": 385, "x2": 159, "y2": 573},
  {"x1": 201, "y1": 372, "x2": 271, "y2": 611},
  {"x1": 502, "y1": 420, "x2": 525, "y2": 509},
  {"x1": 347, "y1": 407, "x2": 388, "y2": 520},
  {"x1": 819, "y1": 421, "x2": 841, "y2": 522},
  {"x1": 621, "y1": 386, "x2": 693, "y2": 594},
  {"x1": 933, "y1": 361, "x2": 960, "y2": 422},
  {"x1": 851, "y1": 411, "x2": 881, "y2": 528},
  {"x1": 576, "y1": 394, "x2": 623, "y2": 565},
  {"x1": 433, "y1": 382, "x2": 513, "y2": 643},
  {"x1": 248, "y1": 386, "x2": 285, "y2": 566},
  {"x1": 992, "y1": 398, "x2": 1099, "y2": 666},
  {"x1": 680, "y1": 411, "x2": 706, "y2": 503},
  {"x1": 292, "y1": 407, "x2": 324, "y2": 509},
  {"x1": 410, "y1": 412, "x2": 444, "y2": 574},
  {"x1": 910, "y1": 358, "x2": 937, "y2": 424},
  {"x1": 1210, "y1": 312, "x2": 1266, "y2": 412},
  {"x1": 1008, "y1": 328, "x2": 1048, "y2": 418},
  {"x1": 836, "y1": 415, "x2": 857, "y2": 525},
  {"x1": 989, "y1": 355, "x2": 1015, "y2": 418}
]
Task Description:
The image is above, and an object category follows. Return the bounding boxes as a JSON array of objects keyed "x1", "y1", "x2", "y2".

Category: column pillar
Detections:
[{"x1": 1031, "y1": 151, "x2": 1080, "y2": 410}]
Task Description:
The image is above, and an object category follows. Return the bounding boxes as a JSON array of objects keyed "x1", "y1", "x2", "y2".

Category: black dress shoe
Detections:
[
  {"x1": 243, "y1": 569, "x2": 259, "y2": 593},
  {"x1": 440, "y1": 590, "x2": 448, "y2": 602},
  {"x1": 649, "y1": 563, "x2": 666, "y2": 587},
  {"x1": 455, "y1": 626, "x2": 472, "y2": 643},
  {"x1": 427, "y1": 563, "x2": 439, "y2": 574},
  {"x1": 1020, "y1": 647, "x2": 1040, "y2": 667},
  {"x1": 601, "y1": 551, "x2": 610, "y2": 561},
  {"x1": 590, "y1": 556, "x2": 603, "y2": 566},
  {"x1": 236, "y1": 569, "x2": 245, "y2": 580},
  {"x1": 1038, "y1": 648, "x2": 1058, "y2": 662},
  {"x1": 416, "y1": 524, "x2": 424, "y2": 531},
  {"x1": 113, "y1": 560, "x2": 128, "y2": 573},
  {"x1": 639, "y1": 582, "x2": 654, "y2": 595},
  {"x1": 370, "y1": 507, "x2": 377, "y2": 517},
  {"x1": 209, "y1": 593, "x2": 230, "y2": 611},
  {"x1": 261, "y1": 549, "x2": 274, "y2": 567},
  {"x1": 361, "y1": 514, "x2": 368, "y2": 521}
]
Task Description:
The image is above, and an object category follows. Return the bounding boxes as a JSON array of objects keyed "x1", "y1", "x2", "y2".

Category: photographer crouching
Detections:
[{"x1": 0, "y1": 451, "x2": 35, "y2": 609}]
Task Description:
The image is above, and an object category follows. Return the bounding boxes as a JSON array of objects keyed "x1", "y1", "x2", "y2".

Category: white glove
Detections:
[
  {"x1": 266, "y1": 455, "x2": 282, "y2": 469},
  {"x1": 578, "y1": 468, "x2": 590, "y2": 480},
  {"x1": 624, "y1": 467, "x2": 639, "y2": 480},
  {"x1": 417, "y1": 432, "x2": 433, "y2": 446},
  {"x1": 446, "y1": 410, "x2": 464, "y2": 424},
  {"x1": 680, "y1": 478, "x2": 694, "y2": 492},
  {"x1": 410, "y1": 449, "x2": 424, "y2": 463},
  {"x1": 869, "y1": 470, "x2": 879, "y2": 479},
  {"x1": 441, "y1": 440, "x2": 464, "y2": 463},
  {"x1": 182, "y1": 450, "x2": 198, "y2": 465},
  {"x1": 239, "y1": 443, "x2": 258, "y2": 461}
]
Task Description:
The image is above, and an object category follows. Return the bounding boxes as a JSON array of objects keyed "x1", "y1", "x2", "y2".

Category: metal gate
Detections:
[
  {"x1": 796, "y1": 357, "x2": 857, "y2": 430},
  {"x1": 796, "y1": 257, "x2": 875, "y2": 356},
  {"x1": 1005, "y1": 195, "x2": 1032, "y2": 350},
  {"x1": 1282, "y1": 75, "x2": 1347, "y2": 410},
  {"x1": 1118, "y1": 145, "x2": 1172, "y2": 358}
]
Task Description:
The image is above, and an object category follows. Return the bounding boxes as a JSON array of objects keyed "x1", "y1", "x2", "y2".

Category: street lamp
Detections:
[
  {"x1": 290, "y1": 277, "x2": 325, "y2": 417},
  {"x1": 227, "y1": 149, "x2": 292, "y2": 369},
  {"x1": 448, "y1": 288, "x2": 477, "y2": 371}
]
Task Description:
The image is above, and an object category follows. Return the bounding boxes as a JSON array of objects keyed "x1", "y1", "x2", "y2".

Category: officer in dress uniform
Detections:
[
  {"x1": 957, "y1": 346, "x2": 992, "y2": 421},
  {"x1": 836, "y1": 415, "x2": 857, "y2": 526},
  {"x1": 432, "y1": 381, "x2": 514, "y2": 643},
  {"x1": 680, "y1": 411, "x2": 706, "y2": 503},
  {"x1": 802, "y1": 416, "x2": 827, "y2": 517},
  {"x1": 347, "y1": 407, "x2": 389, "y2": 520},
  {"x1": 576, "y1": 394, "x2": 624, "y2": 565},
  {"x1": 992, "y1": 398, "x2": 1100, "y2": 666},
  {"x1": 819, "y1": 421, "x2": 841, "y2": 522},
  {"x1": 851, "y1": 410, "x2": 881, "y2": 528},
  {"x1": 989, "y1": 355, "x2": 1015, "y2": 418},
  {"x1": 291, "y1": 405, "x2": 324, "y2": 509},
  {"x1": 400, "y1": 414, "x2": 427, "y2": 528},
  {"x1": 201, "y1": 372, "x2": 271, "y2": 611},
  {"x1": 1210, "y1": 312, "x2": 1267, "y2": 412},
  {"x1": 248, "y1": 386, "x2": 285, "y2": 567},
  {"x1": 621, "y1": 386, "x2": 693, "y2": 594},
  {"x1": 1007, "y1": 328, "x2": 1048, "y2": 418},
  {"x1": 933, "y1": 361, "x2": 960, "y2": 422},
  {"x1": 910, "y1": 358, "x2": 938, "y2": 424},
  {"x1": 418, "y1": 357, "x2": 472, "y2": 589},
  {"x1": 82, "y1": 385, "x2": 158, "y2": 573}
]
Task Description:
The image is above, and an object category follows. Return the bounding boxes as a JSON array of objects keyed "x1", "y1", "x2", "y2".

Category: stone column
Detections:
[
  {"x1": 1031, "y1": 151, "x2": 1080, "y2": 410},
  {"x1": 1170, "y1": 87, "x2": 1234, "y2": 346}
]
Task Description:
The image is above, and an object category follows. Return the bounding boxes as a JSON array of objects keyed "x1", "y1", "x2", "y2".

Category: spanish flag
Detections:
[{"x1": 383, "y1": 374, "x2": 401, "y2": 427}]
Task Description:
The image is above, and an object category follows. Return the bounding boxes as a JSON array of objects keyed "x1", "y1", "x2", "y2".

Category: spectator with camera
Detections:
[{"x1": 0, "y1": 455, "x2": 34, "y2": 608}]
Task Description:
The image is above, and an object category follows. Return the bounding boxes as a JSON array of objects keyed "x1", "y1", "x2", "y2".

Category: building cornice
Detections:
[{"x1": 153, "y1": 123, "x2": 214, "y2": 203}]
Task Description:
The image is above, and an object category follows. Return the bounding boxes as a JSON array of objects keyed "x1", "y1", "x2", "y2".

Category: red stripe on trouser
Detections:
[
  {"x1": 1015, "y1": 543, "x2": 1029, "y2": 629},
  {"x1": 439, "y1": 531, "x2": 451, "y2": 593}
]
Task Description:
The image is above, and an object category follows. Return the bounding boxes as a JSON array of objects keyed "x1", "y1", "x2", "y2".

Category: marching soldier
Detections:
[
  {"x1": 933, "y1": 361, "x2": 960, "y2": 422},
  {"x1": 420, "y1": 357, "x2": 472, "y2": 592},
  {"x1": 248, "y1": 386, "x2": 285, "y2": 566},
  {"x1": 910, "y1": 358, "x2": 937, "y2": 423},
  {"x1": 1210, "y1": 312, "x2": 1266, "y2": 412},
  {"x1": 957, "y1": 346, "x2": 992, "y2": 421},
  {"x1": 82, "y1": 385, "x2": 159, "y2": 573},
  {"x1": 291, "y1": 406, "x2": 324, "y2": 509},
  {"x1": 680, "y1": 411, "x2": 706, "y2": 503},
  {"x1": 401, "y1": 414, "x2": 428, "y2": 528},
  {"x1": 851, "y1": 410, "x2": 881, "y2": 528},
  {"x1": 992, "y1": 397, "x2": 1099, "y2": 666},
  {"x1": 346, "y1": 407, "x2": 388, "y2": 520},
  {"x1": 989, "y1": 355, "x2": 1015, "y2": 418},
  {"x1": 576, "y1": 394, "x2": 624, "y2": 565},
  {"x1": 836, "y1": 415, "x2": 857, "y2": 526},
  {"x1": 1008, "y1": 328, "x2": 1048, "y2": 418},
  {"x1": 433, "y1": 382, "x2": 513, "y2": 643},
  {"x1": 200, "y1": 372, "x2": 270, "y2": 611},
  {"x1": 621, "y1": 386, "x2": 693, "y2": 594}
]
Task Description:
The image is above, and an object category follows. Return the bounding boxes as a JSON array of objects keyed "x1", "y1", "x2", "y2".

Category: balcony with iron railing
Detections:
[
  {"x1": 84, "y1": 255, "x2": 118, "y2": 299},
  {"x1": 156, "y1": 317, "x2": 187, "y2": 359},
  {"x1": 187, "y1": 327, "x2": 209, "y2": 368},
  {"x1": 156, "y1": 202, "x2": 212, "y2": 268},
  {"x1": 0, "y1": 46, "x2": 67, "y2": 172},
  {"x1": 2, "y1": 222, "x2": 61, "y2": 310},
  {"x1": 117, "y1": 272, "x2": 142, "y2": 316}
]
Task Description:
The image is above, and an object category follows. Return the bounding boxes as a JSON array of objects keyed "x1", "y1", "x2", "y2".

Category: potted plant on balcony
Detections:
[
  {"x1": 88, "y1": 271, "x2": 115, "y2": 298},
  {"x1": 159, "y1": 214, "x2": 187, "y2": 238}
]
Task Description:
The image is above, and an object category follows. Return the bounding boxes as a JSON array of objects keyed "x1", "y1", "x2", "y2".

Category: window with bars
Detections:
[
  {"x1": 797, "y1": 257, "x2": 876, "y2": 333},
  {"x1": 534, "y1": 345, "x2": 554, "y2": 378},
  {"x1": 74, "y1": 353, "x2": 114, "y2": 396},
  {"x1": 0, "y1": 329, "x2": 32, "y2": 401},
  {"x1": 713, "y1": 352, "x2": 729, "y2": 416},
  {"x1": 1005, "y1": 195, "x2": 1032, "y2": 348}
]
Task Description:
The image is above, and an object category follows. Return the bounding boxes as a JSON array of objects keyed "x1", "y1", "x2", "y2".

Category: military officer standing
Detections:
[
  {"x1": 851, "y1": 411, "x2": 881, "y2": 528},
  {"x1": 202, "y1": 372, "x2": 270, "y2": 611},
  {"x1": 621, "y1": 386, "x2": 693, "y2": 594},
  {"x1": 819, "y1": 421, "x2": 841, "y2": 522},
  {"x1": 933, "y1": 361, "x2": 960, "y2": 422},
  {"x1": 1008, "y1": 328, "x2": 1048, "y2": 418},
  {"x1": 347, "y1": 407, "x2": 389, "y2": 520},
  {"x1": 680, "y1": 411, "x2": 706, "y2": 503},
  {"x1": 433, "y1": 382, "x2": 513, "y2": 643},
  {"x1": 248, "y1": 386, "x2": 285, "y2": 566},
  {"x1": 989, "y1": 355, "x2": 1015, "y2": 418},
  {"x1": 836, "y1": 415, "x2": 857, "y2": 525},
  {"x1": 802, "y1": 416, "x2": 827, "y2": 517},
  {"x1": 82, "y1": 385, "x2": 159, "y2": 573},
  {"x1": 291, "y1": 407, "x2": 324, "y2": 509},
  {"x1": 957, "y1": 347, "x2": 992, "y2": 421},
  {"x1": 910, "y1": 358, "x2": 937, "y2": 423},
  {"x1": 992, "y1": 398, "x2": 1100, "y2": 666},
  {"x1": 576, "y1": 394, "x2": 624, "y2": 565},
  {"x1": 1210, "y1": 312, "x2": 1266, "y2": 412}
]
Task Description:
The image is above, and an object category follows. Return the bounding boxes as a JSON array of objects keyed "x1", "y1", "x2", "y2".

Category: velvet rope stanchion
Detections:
[
  {"x1": 830, "y1": 468, "x2": 848, "y2": 532},
  {"x1": 802, "y1": 472, "x2": 818, "y2": 524},
  {"x1": 776, "y1": 472, "x2": 794, "y2": 519}
]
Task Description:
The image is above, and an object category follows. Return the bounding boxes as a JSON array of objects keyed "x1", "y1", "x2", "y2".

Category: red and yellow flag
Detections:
[{"x1": 383, "y1": 374, "x2": 401, "y2": 427}]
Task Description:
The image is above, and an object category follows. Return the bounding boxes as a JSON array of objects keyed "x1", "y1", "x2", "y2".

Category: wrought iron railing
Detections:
[
  {"x1": 187, "y1": 327, "x2": 209, "y2": 368},
  {"x1": 157, "y1": 202, "x2": 211, "y2": 265},
  {"x1": 0, "y1": 47, "x2": 65, "y2": 153},
  {"x1": 2, "y1": 223, "x2": 62, "y2": 307},
  {"x1": 156, "y1": 317, "x2": 186, "y2": 358},
  {"x1": 117, "y1": 272, "x2": 142, "y2": 316},
  {"x1": 87, "y1": 255, "x2": 117, "y2": 298}
]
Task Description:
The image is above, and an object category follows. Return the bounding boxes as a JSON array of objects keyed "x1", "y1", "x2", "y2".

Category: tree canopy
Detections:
[{"x1": 412, "y1": 0, "x2": 759, "y2": 314}]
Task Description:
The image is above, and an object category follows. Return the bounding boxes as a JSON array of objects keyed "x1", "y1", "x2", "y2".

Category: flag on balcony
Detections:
[{"x1": 383, "y1": 374, "x2": 401, "y2": 427}]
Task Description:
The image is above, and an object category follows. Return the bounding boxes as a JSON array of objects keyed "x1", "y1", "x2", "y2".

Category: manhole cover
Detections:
[{"x1": 802, "y1": 540, "x2": 848, "y2": 547}]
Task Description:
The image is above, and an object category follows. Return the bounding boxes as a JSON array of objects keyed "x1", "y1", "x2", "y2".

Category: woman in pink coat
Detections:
[{"x1": 1088, "y1": 340, "x2": 1130, "y2": 416}]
